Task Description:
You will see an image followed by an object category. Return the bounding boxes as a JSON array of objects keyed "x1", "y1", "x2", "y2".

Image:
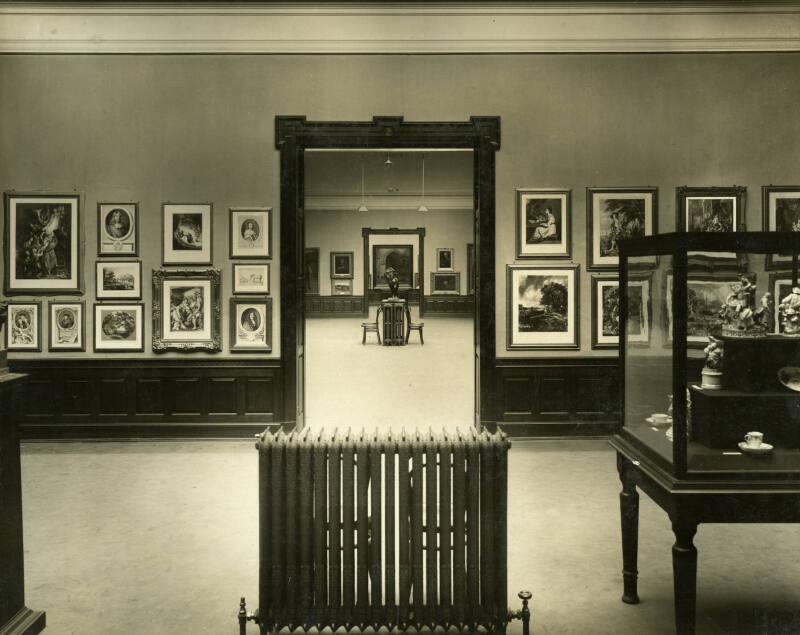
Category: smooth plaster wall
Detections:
[
  {"x1": 305, "y1": 208, "x2": 473, "y2": 296},
  {"x1": 1, "y1": 54, "x2": 799, "y2": 359}
]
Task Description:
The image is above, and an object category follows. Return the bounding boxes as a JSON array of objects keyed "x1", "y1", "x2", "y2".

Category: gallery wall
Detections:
[
  {"x1": 305, "y1": 208, "x2": 473, "y2": 296},
  {"x1": 2, "y1": 53, "x2": 799, "y2": 361}
]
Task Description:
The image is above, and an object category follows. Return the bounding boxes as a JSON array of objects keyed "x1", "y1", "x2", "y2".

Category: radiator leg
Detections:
[{"x1": 519, "y1": 590, "x2": 532, "y2": 635}]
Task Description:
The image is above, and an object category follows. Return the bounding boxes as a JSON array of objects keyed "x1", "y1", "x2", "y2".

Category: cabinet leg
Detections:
[
  {"x1": 671, "y1": 519, "x2": 698, "y2": 635},
  {"x1": 617, "y1": 453, "x2": 640, "y2": 604}
]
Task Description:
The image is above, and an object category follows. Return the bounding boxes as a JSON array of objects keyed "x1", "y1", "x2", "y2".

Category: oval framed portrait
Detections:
[
  {"x1": 98, "y1": 202, "x2": 139, "y2": 256},
  {"x1": 240, "y1": 218, "x2": 261, "y2": 242},
  {"x1": 240, "y1": 307, "x2": 262, "y2": 331}
]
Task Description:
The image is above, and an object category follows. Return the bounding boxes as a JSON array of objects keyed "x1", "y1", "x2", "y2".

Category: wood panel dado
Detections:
[
  {"x1": 9, "y1": 360, "x2": 282, "y2": 439},
  {"x1": 495, "y1": 358, "x2": 620, "y2": 437},
  {"x1": 305, "y1": 294, "x2": 366, "y2": 316},
  {"x1": 424, "y1": 295, "x2": 474, "y2": 315}
]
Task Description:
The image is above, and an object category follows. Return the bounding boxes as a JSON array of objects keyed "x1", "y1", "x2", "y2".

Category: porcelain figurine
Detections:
[
  {"x1": 755, "y1": 292, "x2": 775, "y2": 333},
  {"x1": 718, "y1": 275, "x2": 765, "y2": 336},
  {"x1": 701, "y1": 335, "x2": 724, "y2": 389},
  {"x1": 779, "y1": 286, "x2": 800, "y2": 335}
]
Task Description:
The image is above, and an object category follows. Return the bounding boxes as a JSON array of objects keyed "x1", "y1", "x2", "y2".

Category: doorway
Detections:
[{"x1": 275, "y1": 116, "x2": 500, "y2": 430}]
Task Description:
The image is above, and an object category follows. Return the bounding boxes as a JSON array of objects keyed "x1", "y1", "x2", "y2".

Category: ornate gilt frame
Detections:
[{"x1": 152, "y1": 268, "x2": 222, "y2": 352}]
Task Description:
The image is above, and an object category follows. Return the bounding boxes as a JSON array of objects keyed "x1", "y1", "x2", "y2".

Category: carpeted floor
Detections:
[{"x1": 20, "y1": 439, "x2": 800, "y2": 635}]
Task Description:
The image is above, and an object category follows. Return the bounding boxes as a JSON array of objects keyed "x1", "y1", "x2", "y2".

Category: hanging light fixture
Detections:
[
  {"x1": 418, "y1": 154, "x2": 428, "y2": 212},
  {"x1": 358, "y1": 163, "x2": 369, "y2": 212}
]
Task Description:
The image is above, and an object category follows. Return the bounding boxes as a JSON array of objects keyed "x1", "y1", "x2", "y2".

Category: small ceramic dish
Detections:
[
  {"x1": 737, "y1": 442, "x2": 774, "y2": 455},
  {"x1": 646, "y1": 416, "x2": 673, "y2": 427},
  {"x1": 778, "y1": 366, "x2": 800, "y2": 392}
]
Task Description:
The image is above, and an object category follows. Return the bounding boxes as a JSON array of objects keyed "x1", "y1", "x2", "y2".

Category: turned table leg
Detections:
[
  {"x1": 617, "y1": 453, "x2": 640, "y2": 604},
  {"x1": 671, "y1": 518, "x2": 698, "y2": 635}
]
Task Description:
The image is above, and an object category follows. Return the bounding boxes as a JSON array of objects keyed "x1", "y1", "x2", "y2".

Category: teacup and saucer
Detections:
[{"x1": 738, "y1": 431, "x2": 774, "y2": 455}]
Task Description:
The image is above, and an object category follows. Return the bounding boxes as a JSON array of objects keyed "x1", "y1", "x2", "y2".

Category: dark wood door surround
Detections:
[{"x1": 275, "y1": 116, "x2": 500, "y2": 431}]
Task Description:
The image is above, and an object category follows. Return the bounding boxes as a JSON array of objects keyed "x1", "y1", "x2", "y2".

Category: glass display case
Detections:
[{"x1": 618, "y1": 232, "x2": 800, "y2": 480}]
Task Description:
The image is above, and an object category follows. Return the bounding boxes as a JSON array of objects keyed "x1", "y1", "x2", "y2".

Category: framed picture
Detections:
[
  {"x1": 587, "y1": 187, "x2": 657, "y2": 270},
  {"x1": 305, "y1": 247, "x2": 320, "y2": 295},
  {"x1": 676, "y1": 186, "x2": 746, "y2": 233},
  {"x1": 467, "y1": 243, "x2": 475, "y2": 294},
  {"x1": 515, "y1": 188, "x2": 570, "y2": 259},
  {"x1": 97, "y1": 202, "x2": 138, "y2": 256},
  {"x1": 93, "y1": 303, "x2": 144, "y2": 352},
  {"x1": 506, "y1": 264, "x2": 579, "y2": 350},
  {"x1": 6, "y1": 301, "x2": 41, "y2": 351},
  {"x1": 48, "y1": 301, "x2": 85, "y2": 351},
  {"x1": 230, "y1": 297, "x2": 272, "y2": 353},
  {"x1": 332, "y1": 279, "x2": 353, "y2": 296},
  {"x1": 763, "y1": 186, "x2": 800, "y2": 269},
  {"x1": 233, "y1": 263, "x2": 270, "y2": 295},
  {"x1": 591, "y1": 276, "x2": 651, "y2": 349},
  {"x1": 330, "y1": 251, "x2": 354, "y2": 279},
  {"x1": 230, "y1": 207, "x2": 272, "y2": 259},
  {"x1": 162, "y1": 203, "x2": 212, "y2": 265},
  {"x1": 666, "y1": 273, "x2": 743, "y2": 347},
  {"x1": 436, "y1": 247, "x2": 454, "y2": 271},
  {"x1": 431, "y1": 271, "x2": 460, "y2": 295},
  {"x1": 152, "y1": 268, "x2": 221, "y2": 352},
  {"x1": 4, "y1": 193, "x2": 81, "y2": 295},
  {"x1": 372, "y1": 244, "x2": 413, "y2": 288},
  {"x1": 770, "y1": 273, "x2": 794, "y2": 334},
  {"x1": 96, "y1": 260, "x2": 142, "y2": 300}
]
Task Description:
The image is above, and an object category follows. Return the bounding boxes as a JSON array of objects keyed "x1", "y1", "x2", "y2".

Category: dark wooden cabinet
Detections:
[
  {"x1": 381, "y1": 298, "x2": 406, "y2": 346},
  {"x1": 0, "y1": 372, "x2": 45, "y2": 635}
]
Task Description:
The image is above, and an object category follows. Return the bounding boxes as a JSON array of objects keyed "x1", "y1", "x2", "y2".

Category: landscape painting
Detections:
[
  {"x1": 588, "y1": 188, "x2": 656, "y2": 269},
  {"x1": 96, "y1": 261, "x2": 141, "y2": 299},
  {"x1": 507, "y1": 264, "x2": 579, "y2": 349}
]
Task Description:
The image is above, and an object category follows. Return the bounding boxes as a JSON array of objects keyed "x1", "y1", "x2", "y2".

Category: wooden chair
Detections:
[
  {"x1": 405, "y1": 303, "x2": 424, "y2": 345},
  {"x1": 361, "y1": 305, "x2": 382, "y2": 344}
]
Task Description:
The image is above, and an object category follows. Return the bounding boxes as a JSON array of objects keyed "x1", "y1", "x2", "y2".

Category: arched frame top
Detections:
[{"x1": 275, "y1": 115, "x2": 501, "y2": 430}]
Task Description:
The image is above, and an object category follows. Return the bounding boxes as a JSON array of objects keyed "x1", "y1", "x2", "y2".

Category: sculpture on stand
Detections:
[
  {"x1": 384, "y1": 266, "x2": 400, "y2": 299},
  {"x1": 701, "y1": 335, "x2": 724, "y2": 390},
  {"x1": 779, "y1": 286, "x2": 800, "y2": 335}
]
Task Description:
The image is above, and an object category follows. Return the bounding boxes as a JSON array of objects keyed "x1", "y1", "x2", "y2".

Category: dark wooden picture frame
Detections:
[
  {"x1": 4, "y1": 192, "x2": 82, "y2": 295},
  {"x1": 232, "y1": 263, "x2": 270, "y2": 295},
  {"x1": 592, "y1": 274, "x2": 651, "y2": 349},
  {"x1": 506, "y1": 263, "x2": 580, "y2": 350},
  {"x1": 587, "y1": 186, "x2": 657, "y2": 270},
  {"x1": 229, "y1": 296, "x2": 272, "y2": 353},
  {"x1": 763, "y1": 185, "x2": 800, "y2": 270},
  {"x1": 436, "y1": 247, "x2": 454, "y2": 271},
  {"x1": 6, "y1": 301, "x2": 42, "y2": 351},
  {"x1": 162, "y1": 202, "x2": 213, "y2": 265},
  {"x1": 152, "y1": 268, "x2": 221, "y2": 352},
  {"x1": 431, "y1": 271, "x2": 460, "y2": 295},
  {"x1": 229, "y1": 206, "x2": 272, "y2": 260},
  {"x1": 330, "y1": 251, "x2": 354, "y2": 279},
  {"x1": 95, "y1": 260, "x2": 142, "y2": 300},
  {"x1": 48, "y1": 300, "x2": 85, "y2": 352},
  {"x1": 97, "y1": 201, "x2": 139, "y2": 257},
  {"x1": 676, "y1": 186, "x2": 746, "y2": 233},
  {"x1": 93, "y1": 302, "x2": 145, "y2": 353},
  {"x1": 515, "y1": 188, "x2": 571, "y2": 259}
]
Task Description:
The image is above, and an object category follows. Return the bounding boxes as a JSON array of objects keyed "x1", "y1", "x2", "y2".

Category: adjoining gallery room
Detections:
[{"x1": 2, "y1": 3, "x2": 800, "y2": 635}]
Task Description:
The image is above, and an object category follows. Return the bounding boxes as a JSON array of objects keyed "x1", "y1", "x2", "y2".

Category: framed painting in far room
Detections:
[
  {"x1": 372, "y1": 244, "x2": 413, "y2": 288},
  {"x1": 332, "y1": 279, "x2": 353, "y2": 296},
  {"x1": 587, "y1": 187, "x2": 657, "y2": 270},
  {"x1": 763, "y1": 186, "x2": 800, "y2": 269},
  {"x1": 152, "y1": 268, "x2": 221, "y2": 352},
  {"x1": 506, "y1": 264, "x2": 579, "y2": 350},
  {"x1": 230, "y1": 297, "x2": 273, "y2": 353},
  {"x1": 305, "y1": 247, "x2": 320, "y2": 295},
  {"x1": 6, "y1": 301, "x2": 41, "y2": 351},
  {"x1": 233, "y1": 263, "x2": 270, "y2": 295},
  {"x1": 515, "y1": 188, "x2": 570, "y2": 259},
  {"x1": 93, "y1": 303, "x2": 144, "y2": 352},
  {"x1": 4, "y1": 192, "x2": 81, "y2": 295},
  {"x1": 431, "y1": 271, "x2": 460, "y2": 295},
  {"x1": 96, "y1": 260, "x2": 142, "y2": 300},
  {"x1": 665, "y1": 272, "x2": 742, "y2": 347},
  {"x1": 97, "y1": 202, "x2": 138, "y2": 256},
  {"x1": 162, "y1": 202, "x2": 212, "y2": 265},
  {"x1": 436, "y1": 247, "x2": 454, "y2": 271},
  {"x1": 330, "y1": 251, "x2": 354, "y2": 279},
  {"x1": 230, "y1": 207, "x2": 272, "y2": 259},
  {"x1": 49, "y1": 301, "x2": 85, "y2": 352}
]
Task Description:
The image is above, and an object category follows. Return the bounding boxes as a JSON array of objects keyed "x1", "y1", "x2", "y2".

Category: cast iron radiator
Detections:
[{"x1": 239, "y1": 427, "x2": 531, "y2": 634}]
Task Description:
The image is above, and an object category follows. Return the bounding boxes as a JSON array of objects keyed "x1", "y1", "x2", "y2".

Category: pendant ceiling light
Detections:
[
  {"x1": 358, "y1": 163, "x2": 369, "y2": 212},
  {"x1": 384, "y1": 153, "x2": 399, "y2": 193},
  {"x1": 418, "y1": 154, "x2": 428, "y2": 212}
]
